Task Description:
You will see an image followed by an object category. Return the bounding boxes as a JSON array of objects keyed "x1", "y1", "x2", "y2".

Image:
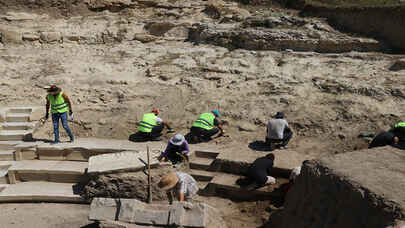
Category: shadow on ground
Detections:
[{"x1": 248, "y1": 140, "x2": 272, "y2": 152}]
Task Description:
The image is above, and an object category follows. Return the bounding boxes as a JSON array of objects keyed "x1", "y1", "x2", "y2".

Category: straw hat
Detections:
[
  {"x1": 169, "y1": 134, "x2": 185, "y2": 146},
  {"x1": 158, "y1": 173, "x2": 179, "y2": 190}
]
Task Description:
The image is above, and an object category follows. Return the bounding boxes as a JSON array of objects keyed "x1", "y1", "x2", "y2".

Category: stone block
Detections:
[
  {"x1": 88, "y1": 151, "x2": 159, "y2": 175},
  {"x1": 40, "y1": 32, "x2": 62, "y2": 43},
  {"x1": 89, "y1": 197, "x2": 123, "y2": 221},
  {"x1": 90, "y1": 198, "x2": 207, "y2": 227}
]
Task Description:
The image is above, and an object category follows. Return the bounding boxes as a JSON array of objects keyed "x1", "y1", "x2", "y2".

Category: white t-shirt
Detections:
[{"x1": 267, "y1": 119, "x2": 288, "y2": 139}]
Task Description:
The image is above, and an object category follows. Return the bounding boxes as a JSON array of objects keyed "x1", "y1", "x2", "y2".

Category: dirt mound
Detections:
[
  {"x1": 266, "y1": 146, "x2": 405, "y2": 228},
  {"x1": 82, "y1": 166, "x2": 189, "y2": 202}
]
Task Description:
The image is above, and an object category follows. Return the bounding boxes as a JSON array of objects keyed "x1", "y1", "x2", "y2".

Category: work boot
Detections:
[
  {"x1": 50, "y1": 140, "x2": 60, "y2": 145},
  {"x1": 69, "y1": 138, "x2": 74, "y2": 143}
]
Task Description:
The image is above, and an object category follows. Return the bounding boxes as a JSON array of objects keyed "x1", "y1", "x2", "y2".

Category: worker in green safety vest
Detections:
[
  {"x1": 45, "y1": 85, "x2": 74, "y2": 144},
  {"x1": 136, "y1": 108, "x2": 174, "y2": 141},
  {"x1": 189, "y1": 109, "x2": 224, "y2": 143}
]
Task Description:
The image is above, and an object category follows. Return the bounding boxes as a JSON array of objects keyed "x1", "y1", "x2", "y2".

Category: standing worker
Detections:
[
  {"x1": 266, "y1": 112, "x2": 293, "y2": 150},
  {"x1": 45, "y1": 85, "x2": 74, "y2": 144},
  {"x1": 137, "y1": 109, "x2": 173, "y2": 141},
  {"x1": 189, "y1": 109, "x2": 224, "y2": 143}
]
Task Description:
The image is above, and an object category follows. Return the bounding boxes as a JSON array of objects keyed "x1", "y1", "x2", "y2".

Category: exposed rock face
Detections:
[
  {"x1": 188, "y1": 20, "x2": 383, "y2": 53},
  {"x1": 266, "y1": 146, "x2": 405, "y2": 228},
  {"x1": 82, "y1": 165, "x2": 189, "y2": 202},
  {"x1": 301, "y1": 5, "x2": 405, "y2": 52}
]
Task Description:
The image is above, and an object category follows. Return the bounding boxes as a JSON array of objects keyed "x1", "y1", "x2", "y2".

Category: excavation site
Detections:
[{"x1": 0, "y1": 0, "x2": 404, "y2": 227}]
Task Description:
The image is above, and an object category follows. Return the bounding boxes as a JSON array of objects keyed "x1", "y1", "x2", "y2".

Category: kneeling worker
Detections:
[
  {"x1": 159, "y1": 134, "x2": 190, "y2": 165},
  {"x1": 138, "y1": 109, "x2": 173, "y2": 140},
  {"x1": 247, "y1": 153, "x2": 276, "y2": 189},
  {"x1": 190, "y1": 109, "x2": 223, "y2": 143},
  {"x1": 158, "y1": 172, "x2": 199, "y2": 203}
]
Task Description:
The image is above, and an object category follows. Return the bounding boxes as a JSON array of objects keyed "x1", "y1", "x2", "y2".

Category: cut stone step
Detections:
[
  {"x1": 1, "y1": 122, "x2": 37, "y2": 131},
  {"x1": 6, "y1": 113, "x2": 30, "y2": 122},
  {"x1": 189, "y1": 157, "x2": 214, "y2": 170},
  {"x1": 0, "y1": 150, "x2": 15, "y2": 161},
  {"x1": 190, "y1": 169, "x2": 215, "y2": 182},
  {"x1": 197, "y1": 181, "x2": 210, "y2": 191},
  {"x1": 207, "y1": 173, "x2": 280, "y2": 200},
  {"x1": 0, "y1": 130, "x2": 33, "y2": 141},
  {"x1": 7, "y1": 160, "x2": 88, "y2": 184},
  {"x1": 7, "y1": 107, "x2": 35, "y2": 114},
  {"x1": 0, "y1": 182, "x2": 86, "y2": 203},
  {"x1": 194, "y1": 151, "x2": 219, "y2": 159},
  {"x1": 0, "y1": 167, "x2": 9, "y2": 184},
  {"x1": 0, "y1": 162, "x2": 16, "y2": 184},
  {"x1": 0, "y1": 141, "x2": 22, "y2": 150}
]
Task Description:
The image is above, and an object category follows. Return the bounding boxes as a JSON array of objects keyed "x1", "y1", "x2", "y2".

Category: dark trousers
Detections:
[
  {"x1": 266, "y1": 130, "x2": 293, "y2": 147},
  {"x1": 139, "y1": 124, "x2": 164, "y2": 139},
  {"x1": 165, "y1": 149, "x2": 185, "y2": 164},
  {"x1": 51, "y1": 112, "x2": 74, "y2": 142},
  {"x1": 190, "y1": 126, "x2": 219, "y2": 139},
  {"x1": 151, "y1": 124, "x2": 164, "y2": 137}
]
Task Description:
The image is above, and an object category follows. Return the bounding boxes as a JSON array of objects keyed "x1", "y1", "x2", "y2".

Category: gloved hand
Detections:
[
  {"x1": 69, "y1": 111, "x2": 73, "y2": 116},
  {"x1": 45, "y1": 113, "x2": 49, "y2": 120}
]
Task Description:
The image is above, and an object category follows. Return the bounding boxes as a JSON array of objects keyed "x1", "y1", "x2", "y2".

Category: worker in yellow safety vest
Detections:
[
  {"x1": 189, "y1": 109, "x2": 223, "y2": 143},
  {"x1": 137, "y1": 108, "x2": 174, "y2": 141},
  {"x1": 45, "y1": 85, "x2": 74, "y2": 144}
]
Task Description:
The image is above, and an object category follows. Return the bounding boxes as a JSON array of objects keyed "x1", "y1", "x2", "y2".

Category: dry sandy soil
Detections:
[{"x1": 0, "y1": 0, "x2": 404, "y2": 227}]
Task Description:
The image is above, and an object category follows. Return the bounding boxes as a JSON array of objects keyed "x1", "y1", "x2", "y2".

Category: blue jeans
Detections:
[{"x1": 52, "y1": 112, "x2": 74, "y2": 142}]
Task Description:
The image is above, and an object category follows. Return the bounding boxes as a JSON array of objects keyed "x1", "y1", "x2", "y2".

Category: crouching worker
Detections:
[
  {"x1": 247, "y1": 153, "x2": 276, "y2": 190},
  {"x1": 158, "y1": 172, "x2": 199, "y2": 203},
  {"x1": 137, "y1": 109, "x2": 173, "y2": 141},
  {"x1": 159, "y1": 134, "x2": 190, "y2": 165},
  {"x1": 266, "y1": 112, "x2": 293, "y2": 150},
  {"x1": 190, "y1": 109, "x2": 224, "y2": 143},
  {"x1": 369, "y1": 131, "x2": 399, "y2": 149}
]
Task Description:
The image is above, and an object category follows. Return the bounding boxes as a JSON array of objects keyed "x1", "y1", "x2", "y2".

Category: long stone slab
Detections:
[
  {"x1": 215, "y1": 145, "x2": 309, "y2": 176},
  {"x1": 0, "y1": 182, "x2": 85, "y2": 203},
  {"x1": 205, "y1": 173, "x2": 281, "y2": 200},
  {"x1": 90, "y1": 198, "x2": 207, "y2": 227},
  {"x1": 7, "y1": 160, "x2": 88, "y2": 183},
  {"x1": 35, "y1": 138, "x2": 165, "y2": 161},
  {"x1": 88, "y1": 151, "x2": 160, "y2": 175}
]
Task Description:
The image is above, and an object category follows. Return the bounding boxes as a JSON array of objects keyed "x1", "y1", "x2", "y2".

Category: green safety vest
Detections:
[
  {"x1": 192, "y1": 113, "x2": 215, "y2": 130},
  {"x1": 48, "y1": 92, "x2": 69, "y2": 114},
  {"x1": 138, "y1": 113, "x2": 157, "y2": 133},
  {"x1": 394, "y1": 122, "x2": 405, "y2": 128}
]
